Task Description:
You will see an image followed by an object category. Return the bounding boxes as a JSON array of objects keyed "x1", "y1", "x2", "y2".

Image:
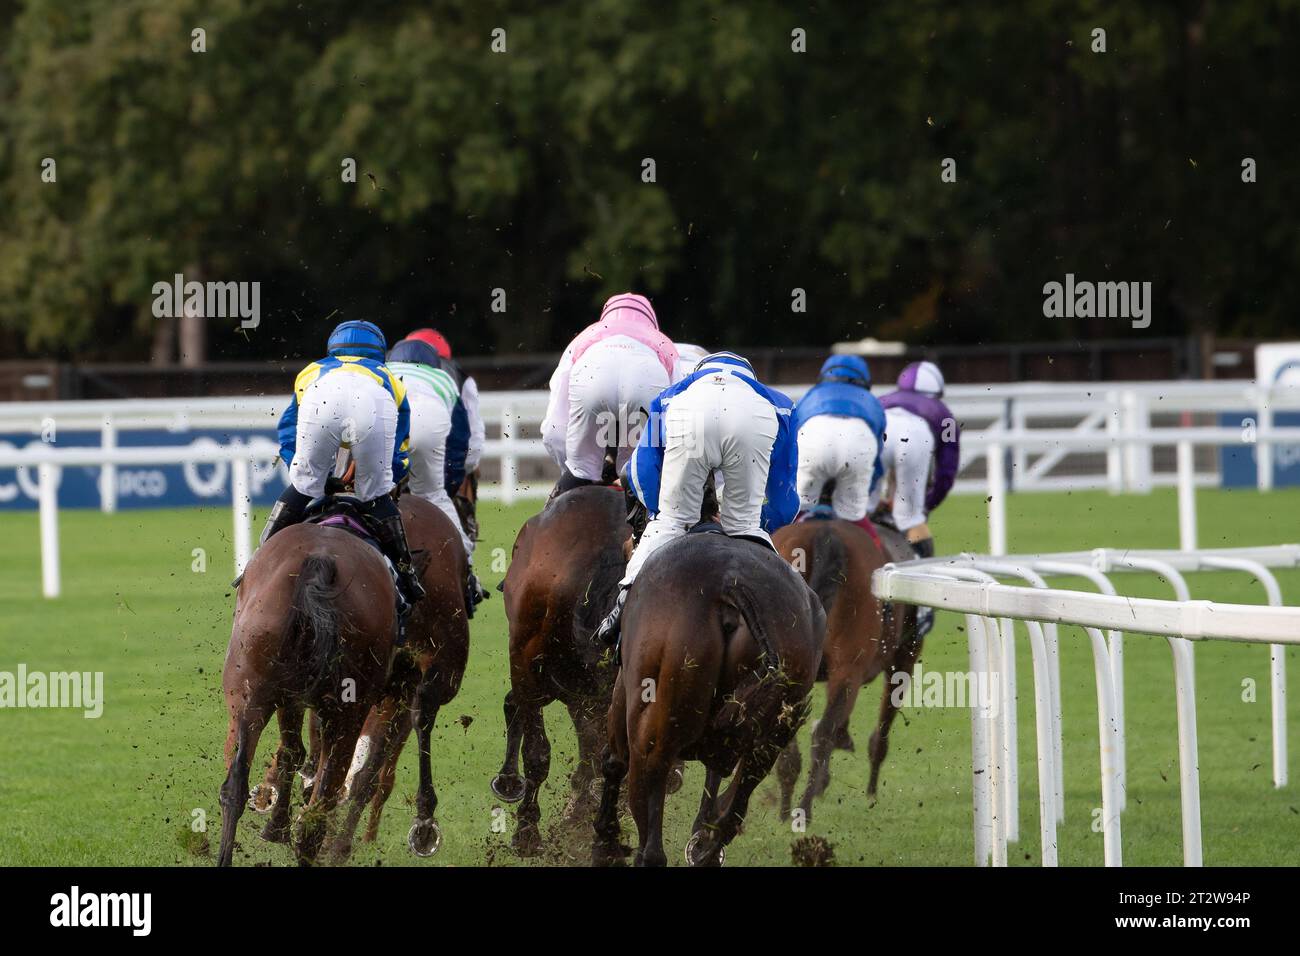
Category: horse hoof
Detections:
[
  {"x1": 247, "y1": 783, "x2": 278, "y2": 814},
  {"x1": 491, "y1": 773, "x2": 526, "y2": 804},
  {"x1": 260, "y1": 821, "x2": 291, "y2": 845},
  {"x1": 684, "y1": 832, "x2": 725, "y2": 867},
  {"x1": 665, "y1": 765, "x2": 685, "y2": 795},
  {"x1": 408, "y1": 818, "x2": 442, "y2": 857}
]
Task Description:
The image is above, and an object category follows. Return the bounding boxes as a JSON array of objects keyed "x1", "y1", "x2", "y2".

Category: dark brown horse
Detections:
[
  {"x1": 491, "y1": 484, "x2": 629, "y2": 855},
  {"x1": 591, "y1": 532, "x2": 826, "y2": 866},
  {"x1": 251, "y1": 492, "x2": 473, "y2": 860},
  {"x1": 218, "y1": 515, "x2": 399, "y2": 866},
  {"x1": 771, "y1": 518, "x2": 920, "y2": 822},
  {"x1": 325, "y1": 493, "x2": 471, "y2": 859}
]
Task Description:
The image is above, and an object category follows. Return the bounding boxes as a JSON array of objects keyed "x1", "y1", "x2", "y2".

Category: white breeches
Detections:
[
  {"x1": 405, "y1": 389, "x2": 474, "y2": 556},
  {"x1": 289, "y1": 372, "x2": 396, "y2": 502},
  {"x1": 795, "y1": 414, "x2": 879, "y2": 521},
  {"x1": 869, "y1": 407, "x2": 935, "y2": 532},
  {"x1": 564, "y1": 337, "x2": 670, "y2": 481}
]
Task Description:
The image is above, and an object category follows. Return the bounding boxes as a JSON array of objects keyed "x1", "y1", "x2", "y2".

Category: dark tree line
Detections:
[{"x1": 0, "y1": 0, "x2": 1295, "y2": 363}]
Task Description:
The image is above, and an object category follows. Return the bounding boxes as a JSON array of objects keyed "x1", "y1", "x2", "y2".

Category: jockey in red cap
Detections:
[{"x1": 405, "y1": 327, "x2": 453, "y2": 360}]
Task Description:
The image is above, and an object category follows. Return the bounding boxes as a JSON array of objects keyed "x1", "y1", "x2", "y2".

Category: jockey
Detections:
[
  {"x1": 263, "y1": 320, "x2": 426, "y2": 605},
  {"x1": 873, "y1": 360, "x2": 960, "y2": 637},
  {"x1": 672, "y1": 342, "x2": 710, "y2": 383},
  {"x1": 386, "y1": 336, "x2": 489, "y2": 617},
  {"x1": 594, "y1": 351, "x2": 799, "y2": 645},
  {"x1": 541, "y1": 293, "x2": 678, "y2": 496},
  {"x1": 401, "y1": 327, "x2": 485, "y2": 501},
  {"x1": 792, "y1": 354, "x2": 886, "y2": 525}
]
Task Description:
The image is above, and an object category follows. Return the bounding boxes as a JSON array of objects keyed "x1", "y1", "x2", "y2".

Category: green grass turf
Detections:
[{"x1": 1, "y1": 487, "x2": 1298, "y2": 866}]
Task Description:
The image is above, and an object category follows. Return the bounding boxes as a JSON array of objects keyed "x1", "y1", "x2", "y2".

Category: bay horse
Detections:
[
  {"x1": 591, "y1": 531, "x2": 826, "y2": 867},
  {"x1": 250, "y1": 490, "x2": 474, "y2": 860},
  {"x1": 217, "y1": 507, "x2": 400, "y2": 866},
  {"x1": 491, "y1": 483, "x2": 629, "y2": 855},
  {"x1": 771, "y1": 517, "x2": 920, "y2": 822}
]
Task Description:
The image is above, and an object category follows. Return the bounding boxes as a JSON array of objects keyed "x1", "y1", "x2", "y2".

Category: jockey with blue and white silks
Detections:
[
  {"x1": 792, "y1": 354, "x2": 887, "y2": 523},
  {"x1": 250, "y1": 319, "x2": 426, "y2": 605},
  {"x1": 594, "y1": 351, "x2": 800, "y2": 644}
]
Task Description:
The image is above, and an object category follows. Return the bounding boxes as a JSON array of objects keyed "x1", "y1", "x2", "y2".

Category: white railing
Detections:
[
  {"x1": 872, "y1": 544, "x2": 1300, "y2": 867},
  {"x1": 4, "y1": 383, "x2": 1300, "y2": 596}
]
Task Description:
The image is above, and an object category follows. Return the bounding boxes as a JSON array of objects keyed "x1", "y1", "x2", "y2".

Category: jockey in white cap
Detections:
[
  {"x1": 541, "y1": 293, "x2": 679, "y2": 497},
  {"x1": 594, "y1": 350, "x2": 800, "y2": 645}
]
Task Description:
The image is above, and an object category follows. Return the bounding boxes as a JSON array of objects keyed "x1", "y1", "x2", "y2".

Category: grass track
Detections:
[{"x1": 1, "y1": 487, "x2": 1298, "y2": 866}]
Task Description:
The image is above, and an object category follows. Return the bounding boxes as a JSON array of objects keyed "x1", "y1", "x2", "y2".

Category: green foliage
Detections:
[{"x1": 1, "y1": 1, "x2": 1296, "y2": 359}]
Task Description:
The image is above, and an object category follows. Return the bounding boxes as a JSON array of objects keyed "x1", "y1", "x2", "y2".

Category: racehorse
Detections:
[
  {"x1": 591, "y1": 531, "x2": 826, "y2": 867},
  {"x1": 491, "y1": 483, "x2": 630, "y2": 855},
  {"x1": 250, "y1": 490, "x2": 474, "y2": 861},
  {"x1": 217, "y1": 505, "x2": 402, "y2": 866},
  {"x1": 771, "y1": 517, "x2": 920, "y2": 822}
]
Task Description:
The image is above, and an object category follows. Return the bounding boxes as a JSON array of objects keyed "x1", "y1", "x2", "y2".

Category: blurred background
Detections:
[{"x1": 1, "y1": 0, "x2": 1297, "y2": 400}]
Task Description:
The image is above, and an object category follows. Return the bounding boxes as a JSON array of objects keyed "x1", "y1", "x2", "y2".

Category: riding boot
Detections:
[
  {"x1": 365, "y1": 497, "x2": 428, "y2": 606},
  {"x1": 910, "y1": 536, "x2": 936, "y2": 637},
  {"x1": 594, "y1": 585, "x2": 629, "y2": 646},
  {"x1": 232, "y1": 485, "x2": 312, "y2": 586},
  {"x1": 464, "y1": 568, "x2": 490, "y2": 619}
]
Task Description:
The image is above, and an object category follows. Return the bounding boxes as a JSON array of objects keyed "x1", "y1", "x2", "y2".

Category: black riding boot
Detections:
[
  {"x1": 465, "y1": 568, "x2": 489, "y2": 618},
  {"x1": 364, "y1": 496, "x2": 427, "y2": 606},
  {"x1": 232, "y1": 485, "x2": 312, "y2": 586}
]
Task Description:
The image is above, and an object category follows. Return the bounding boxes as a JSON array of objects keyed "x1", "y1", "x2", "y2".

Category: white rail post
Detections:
[
  {"x1": 1176, "y1": 440, "x2": 1197, "y2": 551},
  {"x1": 231, "y1": 456, "x2": 252, "y2": 576},
  {"x1": 1169, "y1": 637, "x2": 1203, "y2": 866},
  {"x1": 1256, "y1": 391, "x2": 1273, "y2": 492},
  {"x1": 987, "y1": 440, "x2": 1007, "y2": 556},
  {"x1": 967, "y1": 613, "x2": 993, "y2": 866},
  {"x1": 1000, "y1": 617, "x2": 1019, "y2": 843},
  {"x1": 39, "y1": 462, "x2": 61, "y2": 598},
  {"x1": 501, "y1": 401, "x2": 518, "y2": 506},
  {"x1": 1105, "y1": 389, "x2": 1123, "y2": 494},
  {"x1": 1084, "y1": 627, "x2": 1123, "y2": 866},
  {"x1": 1023, "y1": 619, "x2": 1059, "y2": 865},
  {"x1": 981, "y1": 614, "x2": 1008, "y2": 867},
  {"x1": 99, "y1": 412, "x2": 117, "y2": 513}
]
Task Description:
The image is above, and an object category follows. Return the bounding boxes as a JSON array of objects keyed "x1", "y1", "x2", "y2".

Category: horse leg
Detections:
[
  {"x1": 363, "y1": 702, "x2": 412, "y2": 842},
  {"x1": 295, "y1": 708, "x2": 363, "y2": 866},
  {"x1": 563, "y1": 700, "x2": 605, "y2": 824},
  {"x1": 327, "y1": 703, "x2": 393, "y2": 862},
  {"x1": 490, "y1": 689, "x2": 527, "y2": 803},
  {"x1": 299, "y1": 709, "x2": 323, "y2": 800},
  {"x1": 691, "y1": 766, "x2": 723, "y2": 836},
  {"x1": 591, "y1": 672, "x2": 631, "y2": 866},
  {"x1": 693, "y1": 733, "x2": 792, "y2": 866},
  {"x1": 799, "y1": 667, "x2": 867, "y2": 820},
  {"x1": 408, "y1": 668, "x2": 445, "y2": 856},
  {"x1": 260, "y1": 702, "x2": 306, "y2": 844},
  {"x1": 868, "y1": 631, "x2": 922, "y2": 799},
  {"x1": 512, "y1": 702, "x2": 550, "y2": 856},
  {"x1": 775, "y1": 740, "x2": 802, "y2": 822},
  {"x1": 217, "y1": 703, "x2": 271, "y2": 867}
]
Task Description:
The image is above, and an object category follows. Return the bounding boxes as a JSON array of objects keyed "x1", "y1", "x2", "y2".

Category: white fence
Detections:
[
  {"x1": 872, "y1": 544, "x2": 1300, "y2": 867},
  {"x1": 3, "y1": 381, "x2": 1300, "y2": 595}
]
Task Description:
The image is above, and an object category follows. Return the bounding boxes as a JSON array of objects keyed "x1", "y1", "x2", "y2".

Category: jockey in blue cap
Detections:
[
  {"x1": 594, "y1": 350, "x2": 800, "y2": 645},
  {"x1": 239, "y1": 319, "x2": 426, "y2": 605},
  {"x1": 792, "y1": 354, "x2": 887, "y2": 525}
]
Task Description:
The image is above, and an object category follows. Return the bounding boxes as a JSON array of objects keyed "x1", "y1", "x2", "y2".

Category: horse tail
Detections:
[
  {"x1": 805, "y1": 525, "x2": 848, "y2": 616},
  {"x1": 285, "y1": 554, "x2": 342, "y2": 701},
  {"x1": 711, "y1": 580, "x2": 810, "y2": 748}
]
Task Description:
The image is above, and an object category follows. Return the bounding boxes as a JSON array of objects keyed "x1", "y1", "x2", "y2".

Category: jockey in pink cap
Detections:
[{"x1": 541, "y1": 293, "x2": 678, "y2": 498}]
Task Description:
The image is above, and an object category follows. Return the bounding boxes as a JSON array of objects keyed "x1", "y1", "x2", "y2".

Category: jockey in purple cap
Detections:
[
  {"x1": 541, "y1": 293, "x2": 679, "y2": 498},
  {"x1": 874, "y1": 360, "x2": 960, "y2": 636}
]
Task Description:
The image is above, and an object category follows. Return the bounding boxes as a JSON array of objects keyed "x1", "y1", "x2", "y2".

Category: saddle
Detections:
[{"x1": 685, "y1": 520, "x2": 779, "y2": 555}]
